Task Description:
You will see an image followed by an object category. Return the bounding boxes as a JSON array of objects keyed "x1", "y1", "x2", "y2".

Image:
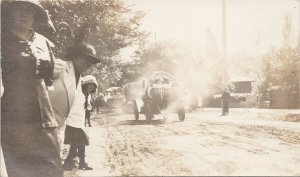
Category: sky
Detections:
[{"x1": 123, "y1": 0, "x2": 299, "y2": 55}]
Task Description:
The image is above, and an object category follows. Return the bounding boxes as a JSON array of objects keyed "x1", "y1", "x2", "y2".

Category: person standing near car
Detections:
[
  {"x1": 1, "y1": 1, "x2": 63, "y2": 176},
  {"x1": 48, "y1": 43, "x2": 101, "y2": 170},
  {"x1": 221, "y1": 88, "x2": 230, "y2": 115}
]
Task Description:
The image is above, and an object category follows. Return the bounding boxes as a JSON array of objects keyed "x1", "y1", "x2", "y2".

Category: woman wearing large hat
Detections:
[
  {"x1": 1, "y1": 1, "x2": 63, "y2": 177},
  {"x1": 62, "y1": 75, "x2": 98, "y2": 171},
  {"x1": 48, "y1": 42, "x2": 101, "y2": 171}
]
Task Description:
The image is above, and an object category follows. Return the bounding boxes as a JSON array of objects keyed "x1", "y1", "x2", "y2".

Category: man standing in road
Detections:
[{"x1": 222, "y1": 89, "x2": 230, "y2": 115}]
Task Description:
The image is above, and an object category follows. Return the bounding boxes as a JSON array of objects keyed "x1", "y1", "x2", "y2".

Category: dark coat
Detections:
[{"x1": 1, "y1": 28, "x2": 62, "y2": 177}]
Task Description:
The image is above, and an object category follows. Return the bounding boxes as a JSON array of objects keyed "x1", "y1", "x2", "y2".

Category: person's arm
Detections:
[
  {"x1": 53, "y1": 59, "x2": 67, "y2": 79},
  {"x1": 0, "y1": 75, "x2": 3, "y2": 97}
]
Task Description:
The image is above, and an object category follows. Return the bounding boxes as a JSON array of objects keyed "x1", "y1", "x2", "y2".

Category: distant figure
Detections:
[
  {"x1": 82, "y1": 75, "x2": 98, "y2": 127},
  {"x1": 92, "y1": 94, "x2": 105, "y2": 113},
  {"x1": 287, "y1": 72, "x2": 298, "y2": 108},
  {"x1": 222, "y1": 90, "x2": 230, "y2": 115}
]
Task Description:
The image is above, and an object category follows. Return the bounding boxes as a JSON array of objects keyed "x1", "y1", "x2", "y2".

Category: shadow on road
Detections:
[{"x1": 118, "y1": 119, "x2": 166, "y2": 126}]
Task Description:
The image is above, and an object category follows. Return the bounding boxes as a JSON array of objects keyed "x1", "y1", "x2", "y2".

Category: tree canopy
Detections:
[
  {"x1": 259, "y1": 15, "x2": 300, "y2": 91},
  {"x1": 40, "y1": 0, "x2": 147, "y2": 90}
]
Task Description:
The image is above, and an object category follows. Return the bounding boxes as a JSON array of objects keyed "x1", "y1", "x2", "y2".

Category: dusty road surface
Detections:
[{"x1": 64, "y1": 108, "x2": 300, "y2": 176}]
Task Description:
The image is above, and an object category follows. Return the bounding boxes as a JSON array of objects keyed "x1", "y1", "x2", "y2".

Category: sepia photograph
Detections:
[{"x1": 0, "y1": 0, "x2": 299, "y2": 176}]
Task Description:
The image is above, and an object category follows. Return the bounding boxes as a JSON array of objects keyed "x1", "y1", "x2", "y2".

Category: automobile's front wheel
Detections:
[
  {"x1": 144, "y1": 102, "x2": 153, "y2": 121},
  {"x1": 133, "y1": 101, "x2": 139, "y2": 120},
  {"x1": 178, "y1": 107, "x2": 185, "y2": 121}
]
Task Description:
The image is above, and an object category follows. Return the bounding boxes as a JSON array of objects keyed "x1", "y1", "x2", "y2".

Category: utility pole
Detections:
[
  {"x1": 221, "y1": 0, "x2": 228, "y2": 91},
  {"x1": 256, "y1": 32, "x2": 260, "y2": 57}
]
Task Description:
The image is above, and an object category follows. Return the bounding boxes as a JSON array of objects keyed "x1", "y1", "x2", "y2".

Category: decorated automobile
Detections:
[
  {"x1": 104, "y1": 87, "x2": 124, "y2": 111},
  {"x1": 133, "y1": 71, "x2": 187, "y2": 121}
]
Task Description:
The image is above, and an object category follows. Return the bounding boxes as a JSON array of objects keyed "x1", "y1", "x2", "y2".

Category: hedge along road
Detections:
[{"x1": 64, "y1": 108, "x2": 300, "y2": 176}]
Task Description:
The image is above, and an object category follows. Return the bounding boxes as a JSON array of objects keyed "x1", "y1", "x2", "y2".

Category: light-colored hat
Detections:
[{"x1": 82, "y1": 75, "x2": 98, "y2": 88}]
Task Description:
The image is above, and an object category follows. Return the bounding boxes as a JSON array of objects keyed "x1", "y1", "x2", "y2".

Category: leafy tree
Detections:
[
  {"x1": 260, "y1": 47, "x2": 299, "y2": 88},
  {"x1": 40, "y1": 0, "x2": 147, "y2": 89},
  {"x1": 139, "y1": 41, "x2": 172, "y2": 76},
  {"x1": 259, "y1": 15, "x2": 300, "y2": 91},
  {"x1": 115, "y1": 59, "x2": 142, "y2": 86},
  {"x1": 88, "y1": 58, "x2": 123, "y2": 92}
]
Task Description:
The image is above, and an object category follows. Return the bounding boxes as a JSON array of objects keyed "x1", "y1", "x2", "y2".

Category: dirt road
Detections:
[{"x1": 65, "y1": 108, "x2": 300, "y2": 176}]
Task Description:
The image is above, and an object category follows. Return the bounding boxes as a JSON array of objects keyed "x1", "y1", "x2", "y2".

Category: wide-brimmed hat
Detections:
[
  {"x1": 1, "y1": 0, "x2": 55, "y2": 33},
  {"x1": 65, "y1": 43, "x2": 101, "y2": 64},
  {"x1": 2, "y1": 0, "x2": 47, "y2": 24}
]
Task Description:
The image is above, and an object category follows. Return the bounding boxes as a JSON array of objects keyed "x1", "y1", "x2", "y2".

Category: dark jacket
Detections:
[
  {"x1": 1, "y1": 28, "x2": 63, "y2": 177},
  {"x1": 1, "y1": 28, "x2": 58, "y2": 128}
]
